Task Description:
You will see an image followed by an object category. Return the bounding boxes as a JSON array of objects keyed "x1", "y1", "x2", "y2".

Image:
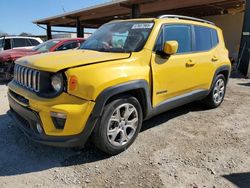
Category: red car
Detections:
[{"x1": 0, "y1": 38, "x2": 85, "y2": 80}]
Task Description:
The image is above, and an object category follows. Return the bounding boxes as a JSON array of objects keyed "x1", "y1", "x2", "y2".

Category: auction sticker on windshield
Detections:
[{"x1": 131, "y1": 23, "x2": 154, "y2": 29}]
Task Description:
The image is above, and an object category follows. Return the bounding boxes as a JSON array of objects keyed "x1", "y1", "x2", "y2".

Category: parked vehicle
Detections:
[
  {"x1": 0, "y1": 38, "x2": 84, "y2": 80},
  {"x1": 8, "y1": 15, "x2": 231, "y2": 155},
  {"x1": 0, "y1": 36, "x2": 43, "y2": 52}
]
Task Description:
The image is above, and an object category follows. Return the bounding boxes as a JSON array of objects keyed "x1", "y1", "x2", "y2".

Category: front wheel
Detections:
[
  {"x1": 202, "y1": 74, "x2": 227, "y2": 108},
  {"x1": 92, "y1": 96, "x2": 143, "y2": 155}
]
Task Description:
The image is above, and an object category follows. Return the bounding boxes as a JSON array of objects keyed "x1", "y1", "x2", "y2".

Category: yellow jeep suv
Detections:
[{"x1": 8, "y1": 15, "x2": 231, "y2": 155}]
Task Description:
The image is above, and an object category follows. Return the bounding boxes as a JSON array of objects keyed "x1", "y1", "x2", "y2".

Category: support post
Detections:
[
  {"x1": 238, "y1": 1, "x2": 250, "y2": 75},
  {"x1": 46, "y1": 24, "x2": 52, "y2": 40},
  {"x1": 76, "y1": 18, "x2": 84, "y2": 38},
  {"x1": 131, "y1": 4, "x2": 140, "y2": 18}
]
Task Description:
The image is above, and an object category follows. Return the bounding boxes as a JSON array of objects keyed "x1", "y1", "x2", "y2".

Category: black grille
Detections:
[{"x1": 14, "y1": 64, "x2": 40, "y2": 92}]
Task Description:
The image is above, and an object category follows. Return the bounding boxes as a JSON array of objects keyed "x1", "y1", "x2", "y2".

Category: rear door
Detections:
[{"x1": 188, "y1": 25, "x2": 219, "y2": 90}]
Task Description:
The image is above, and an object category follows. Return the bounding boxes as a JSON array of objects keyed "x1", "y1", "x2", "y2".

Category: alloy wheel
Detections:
[
  {"x1": 213, "y1": 78, "x2": 225, "y2": 104},
  {"x1": 107, "y1": 103, "x2": 139, "y2": 147}
]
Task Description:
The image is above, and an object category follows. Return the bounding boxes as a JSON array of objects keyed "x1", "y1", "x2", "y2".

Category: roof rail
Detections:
[{"x1": 158, "y1": 15, "x2": 215, "y2": 25}]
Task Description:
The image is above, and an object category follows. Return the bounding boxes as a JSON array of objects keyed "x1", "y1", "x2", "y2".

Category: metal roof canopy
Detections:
[
  {"x1": 33, "y1": 0, "x2": 250, "y2": 76},
  {"x1": 33, "y1": 0, "x2": 245, "y2": 29}
]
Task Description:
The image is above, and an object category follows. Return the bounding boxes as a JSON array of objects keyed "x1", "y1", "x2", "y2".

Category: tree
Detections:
[
  {"x1": 0, "y1": 30, "x2": 8, "y2": 37},
  {"x1": 19, "y1": 32, "x2": 32, "y2": 37}
]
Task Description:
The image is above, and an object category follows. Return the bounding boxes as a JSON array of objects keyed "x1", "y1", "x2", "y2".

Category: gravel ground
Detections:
[{"x1": 0, "y1": 78, "x2": 249, "y2": 188}]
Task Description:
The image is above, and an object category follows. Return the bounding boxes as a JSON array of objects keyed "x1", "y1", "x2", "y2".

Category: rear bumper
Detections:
[{"x1": 8, "y1": 93, "x2": 98, "y2": 147}]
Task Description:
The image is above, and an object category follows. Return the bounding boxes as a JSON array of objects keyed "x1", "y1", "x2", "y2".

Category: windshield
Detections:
[
  {"x1": 32, "y1": 40, "x2": 60, "y2": 52},
  {"x1": 80, "y1": 21, "x2": 154, "y2": 53}
]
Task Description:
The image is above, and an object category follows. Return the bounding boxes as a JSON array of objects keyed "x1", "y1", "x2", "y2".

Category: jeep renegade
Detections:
[{"x1": 8, "y1": 15, "x2": 231, "y2": 155}]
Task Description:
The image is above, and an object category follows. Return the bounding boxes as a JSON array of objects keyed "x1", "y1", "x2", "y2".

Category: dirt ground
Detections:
[{"x1": 0, "y1": 78, "x2": 249, "y2": 188}]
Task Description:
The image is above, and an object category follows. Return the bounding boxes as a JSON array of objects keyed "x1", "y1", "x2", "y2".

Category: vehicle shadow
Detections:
[
  {"x1": 238, "y1": 82, "x2": 250, "y2": 87},
  {"x1": 0, "y1": 102, "x2": 210, "y2": 176},
  {"x1": 141, "y1": 102, "x2": 209, "y2": 132},
  {"x1": 223, "y1": 172, "x2": 250, "y2": 188},
  {"x1": 0, "y1": 113, "x2": 109, "y2": 176},
  {"x1": 230, "y1": 71, "x2": 248, "y2": 79},
  {"x1": 0, "y1": 80, "x2": 9, "y2": 85}
]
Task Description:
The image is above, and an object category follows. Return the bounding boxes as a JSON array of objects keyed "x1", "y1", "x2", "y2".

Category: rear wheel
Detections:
[
  {"x1": 92, "y1": 95, "x2": 143, "y2": 155},
  {"x1": 202, "y1": 74, "x2": 226, "y2": 108}
]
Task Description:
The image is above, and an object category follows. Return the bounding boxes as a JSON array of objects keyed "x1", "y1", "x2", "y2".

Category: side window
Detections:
[
  {"x1": 56, "y1": 41, "x2": 79, "y2": 51},
  {"x1": 211, "y1": 29, "x2": 219, "y2": 47},
  {"x1": 4, "y1": 39, "x2": 11, "y2": 50},
  {"x1": 164, "y1": 25, "x2": 192, "y2": 53},
  {"x1": 194, "y1": 26, "x2": 212, "y2": 52},
  {"x1": 154, "y1": 30, "x2": 163, "y2": 52},
  {"x1": 29, "y1": 39, "x2": 40, "y2": 46},
  {"x1": 12, "y1": 38, "x2": 27, "y2": 48},
  {"x1": 25, "y1": 39, "x2": 33, "y2": 46}
]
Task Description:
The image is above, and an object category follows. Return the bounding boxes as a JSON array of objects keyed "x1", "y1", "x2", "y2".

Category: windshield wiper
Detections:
[{"x1": 98, "y1": 48, "x2": 129, "y2": 53}]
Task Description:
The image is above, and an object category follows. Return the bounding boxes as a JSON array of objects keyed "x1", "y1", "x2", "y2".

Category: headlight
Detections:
[{"x1": 51, "y1": 74, "x2": 63, "y2": 92}]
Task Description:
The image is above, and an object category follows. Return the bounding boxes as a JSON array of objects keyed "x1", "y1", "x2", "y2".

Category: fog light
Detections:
[
  {"x1": 51, "y1": 112, "x2": 67, "y2": 130},
  {"x1": 36, "y1": 123, "x2": 43, "y2": 134},
  {"x1": 50, "y1": 112, "x2": 67, "y2": 119}
]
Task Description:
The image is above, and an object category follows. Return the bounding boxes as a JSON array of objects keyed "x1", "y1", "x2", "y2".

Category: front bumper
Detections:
[{"x1": 7, "y1": 82, "x2": 97, "y2": 147}]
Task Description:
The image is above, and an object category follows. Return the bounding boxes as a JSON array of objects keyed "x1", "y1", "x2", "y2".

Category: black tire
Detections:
[
  {"x1": 202, "y1": 74, "x2": 227, "y2": 108},
  {"x1": 92, "y1": 95, "x2": 143, "y2": 155}
]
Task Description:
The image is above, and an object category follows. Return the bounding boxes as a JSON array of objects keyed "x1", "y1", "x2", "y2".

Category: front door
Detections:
[{"x1": 151, "y1": 24, "x2": 197, "y2": 107}]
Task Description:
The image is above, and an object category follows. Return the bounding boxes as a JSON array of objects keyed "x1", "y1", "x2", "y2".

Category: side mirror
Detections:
[{"x1": 163, "y1": 41, "x2": 178, "y2": 55}]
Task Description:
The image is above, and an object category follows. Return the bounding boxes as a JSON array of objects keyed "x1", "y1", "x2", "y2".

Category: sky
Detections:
[{"x1": 0, "y1": 0, "x2": 110, "y2": 35}]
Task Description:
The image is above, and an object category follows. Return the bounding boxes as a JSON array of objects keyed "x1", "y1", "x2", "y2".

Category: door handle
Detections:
[
  {"x1": 186, "y1": 60, "x2": 196, "y2": 67},
  {"x1": 211, "y1": 56, "x2": 219, "y2": 62}
]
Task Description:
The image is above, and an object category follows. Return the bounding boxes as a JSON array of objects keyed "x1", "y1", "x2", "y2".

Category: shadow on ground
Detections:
[
  {"x1": 238, "y1": 82, "x2": 250, "y2": 87},
  {"x1": 0, "y1": 102, "x2": 209, "y2": 176},
  {"x1": 141, "y1": 102, "x2": 209, "y2": 132},
  {"x1": 0, "y1": 80, "x2": 9, "y2": 86},
  {"x1": 230, "y1": 71, "x2": 248, "y2": 79},
  {"x1": 223, "y1": 172, "x2": 250, "y2": 188}
]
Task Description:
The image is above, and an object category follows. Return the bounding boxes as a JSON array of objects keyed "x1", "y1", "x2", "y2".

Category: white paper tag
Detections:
[{"x1": 132, "y1": 23, "x2": 154, "y2": 29}]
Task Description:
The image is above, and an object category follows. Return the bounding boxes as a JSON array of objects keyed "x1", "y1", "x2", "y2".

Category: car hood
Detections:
[
  {"x1": 0, "y1": 48, "x2": 39, "y2": 62},
  {"x1": 16, "y1": 49, "x2": 131, "y2": 72}
]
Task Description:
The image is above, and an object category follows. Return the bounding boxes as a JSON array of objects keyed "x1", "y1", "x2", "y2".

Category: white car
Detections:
[{"x1": 0, "y1": 36, "x2": 43, "y2": 52}]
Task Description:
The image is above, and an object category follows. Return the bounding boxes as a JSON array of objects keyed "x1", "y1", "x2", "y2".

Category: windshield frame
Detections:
[{"x1": 80, "y1": 21, "x2": 155, "y2": 53}]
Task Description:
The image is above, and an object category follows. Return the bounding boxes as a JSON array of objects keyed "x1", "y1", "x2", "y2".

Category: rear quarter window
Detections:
[
  {"x1": 211, "y1": 29, "x2": 219, "y2": 47},
  {"x1": 29, "y1": 39, "x2": 40, "y2": 46}
]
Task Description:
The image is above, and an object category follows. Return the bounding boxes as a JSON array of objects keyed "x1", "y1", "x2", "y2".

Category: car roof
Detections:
[
  {"x1": 109, "y1": 16, "x2": 218, "y2": 30},
  {"x1": 0, "y1": 36, "x2": 41, "y2": 40},
  {"x1": 49, "y1": 38, "x2": 85, "y2": 42}
]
